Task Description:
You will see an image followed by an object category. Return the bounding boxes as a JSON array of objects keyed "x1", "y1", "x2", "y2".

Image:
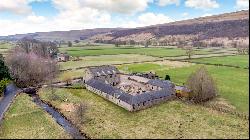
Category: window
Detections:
[{"x1": 97, "y1": 72, "x2": 101, "y2": 76}]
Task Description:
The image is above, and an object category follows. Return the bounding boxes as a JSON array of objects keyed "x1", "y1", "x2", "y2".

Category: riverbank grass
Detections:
[{"x1": 0, "y1": 94, "x2": 71, "y2": 139}]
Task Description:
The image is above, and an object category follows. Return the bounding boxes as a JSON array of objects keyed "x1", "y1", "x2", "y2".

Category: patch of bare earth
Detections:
[
  {"x1": 59, "y1": 103, "x2": 77, "y2": 112},
  {"x1": 152, "y1": 60, "x2": 195, "y2": 69}
]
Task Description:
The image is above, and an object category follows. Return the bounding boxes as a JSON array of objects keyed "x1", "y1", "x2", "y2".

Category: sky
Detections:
[{"x1": 0, "y1": 0, "x2": 249, "y2": 36}]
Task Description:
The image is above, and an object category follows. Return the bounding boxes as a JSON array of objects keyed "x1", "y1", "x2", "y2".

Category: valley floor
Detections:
[{"x1": 0, "y1": 45, "x2": 249, "y2": 139}]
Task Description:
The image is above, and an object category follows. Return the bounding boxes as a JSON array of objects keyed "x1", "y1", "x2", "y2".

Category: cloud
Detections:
[
  {"x1": 52, "y1": 0, "x2": 153, "y2": 15},
  {"x1": 119, "y1": 12, "x2": 174, "y2": 28},
  {"x1": 185, "y1": 0, "x2": 219, "y2": 10},
  {"x1": 27, "y1": 14, "x2": 46, "y2": 23},
  {"x1": 0, "y1": 0, "x2": 49, "y2": 15},
  {"x1": 0, "y1": 6, "x2": 112, "y2": 35},
  {"x1": 181, "y1": 12, "x2": 189, "y2": 16},
  {"x1": 52, "y1": 7, "x2": 112, "y2": 31},
  {"x1": 201, "y1": 13, "x2": 212, "y2": 17},
  {"x1": 138, "y1": 12, "x2": 173, "y2": 25},
  {"x1": 157, "y1": 0, "x2": 180, "y2": 6},
  {"x1": 0, "y1": 12, "x2": 172, "y2": 36},
  {"x1": 235, "y1": 0, "x2": 249, "y2": 10},
  {"x1": 0, "y1": 0, "x2": 31, "y2": 15}
]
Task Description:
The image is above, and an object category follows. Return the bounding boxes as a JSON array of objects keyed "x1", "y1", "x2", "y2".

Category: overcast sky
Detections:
[{"x1": 0, "y1": 0, "x2": 249, "y2": 36}]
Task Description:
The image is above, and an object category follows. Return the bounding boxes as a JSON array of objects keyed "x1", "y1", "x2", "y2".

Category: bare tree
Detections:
[
  {"x1": 16, "y1": 38, "x2": 58, "y2": 58},
  {"x1": 6, "y1": 49, "x2": 59, "y2": 88},
  {"x1": 115, "y1": 42, "x2": 120, "y2": 47},
  {"x1": 192, "y1": 41, "x2": 204, "y2": 49},
  {"x1": 73, "y1": 103, "x2": 87, "y2": 125},
  {"x1": 68, "y1": 41, "x2": 72, "y2": 47},
  {"x1": 237, "y1": 41, "x2": 249, "y2": 55},
  {"x1": 186, "y1": 66, "x2": 217, "y2": 103},
  {"x1": 145, "y1": 40, "x2": 150, "y2": 48},
  {"x1": 184, "y1": 46, "x2": 195, "y2": 59}
]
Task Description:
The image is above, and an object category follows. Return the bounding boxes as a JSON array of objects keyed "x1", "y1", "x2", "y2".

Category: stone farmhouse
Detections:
[
  {"x1": 83, "y1": 65, "x2": 175, "y2": 111},
  {"x1": 56, "y1": 53, "x2": 70, "y2": 62}
]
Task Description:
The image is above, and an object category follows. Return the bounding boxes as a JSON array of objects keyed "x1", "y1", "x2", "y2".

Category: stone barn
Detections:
[
  {"x1": 84, "y1": 65, "x2": 176, "y2": 111},
  {"x1": 84, "y1": 65, "x2": 120, "y2": 85}
]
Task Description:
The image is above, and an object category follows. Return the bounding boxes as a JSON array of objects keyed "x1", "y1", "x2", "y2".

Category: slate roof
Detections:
[
  {"x1": 175, "y1": 86, "x2": 191, "y2": 92},
  {"x1": 86, "y1": 79, "x2": 121, "y2": 96},
  {"x1": 86, "y1": 79, "x2": 134, "y2": 104},
  {"x1": 147, "y1": 79, "x2": 173, "y2": 88},
  {"x1": 87, "y1": 65, "x2": 120, "y2": 76},
  {"x1": 86, "y1": 78, "x2": 175, "y2": 105}
]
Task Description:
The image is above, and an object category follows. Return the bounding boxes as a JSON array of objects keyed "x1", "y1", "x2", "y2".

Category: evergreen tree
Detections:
[
  {"x1": 165, "y1": 75, "x2": 170, "y2": 80},
  {"x1": 0, "y1": 54, "x2": 11, "y2": 80}
]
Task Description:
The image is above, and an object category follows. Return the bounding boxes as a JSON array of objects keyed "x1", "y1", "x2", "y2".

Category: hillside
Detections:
[
  {"x1": 0, "y1": 10, "x2": 249, "y2": 44},
  {"x1": 91, "y1": 10, "x2": 249, "y2": 44},
  {"x1": 0, "y1": 28, "x2": 126, "y2": 42}
]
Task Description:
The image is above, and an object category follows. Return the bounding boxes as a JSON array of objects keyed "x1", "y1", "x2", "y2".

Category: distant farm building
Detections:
[
  {"x1": 84, "y1": 65, "x2": 175, "y2": 111},
  {"x1": 56, "y1": 53, "x2": 70, "y2": 62}
]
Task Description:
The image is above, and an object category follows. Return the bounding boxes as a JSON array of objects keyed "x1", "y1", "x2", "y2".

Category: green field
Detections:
[
  {"x1": 38, "y1": 88, "x2": 249, "y2": 139},
  {"x1": 191, "y1": 55, "x2": 249, "y2": 68},
  {"x1": 59, "y1": 54, "x2": 162, "y2": 70},
  {"x1": 0, "y1": 42, "x2": 14, "y2": 56},
  {"x1": 0, "y1": 42, "x2": 13, "y2": 49},
  {"x1": 57, "y1": 69, "x2": 84, "y2": 81},
  {"x1": 59, "y1": 43, "x2": 117, "y2": 50},
  {"x1": 119, "y1": 63, "x2": 167, "y2": 73},
  {"x1": 0, "y1": 94, "x2": 70, "y2": 139},
  {"x1": 118, "y1": 63, "x2": 249, "y2": 113},
  {"x1": 59, "y1": 47, "x2": 213, "y2": 57}
]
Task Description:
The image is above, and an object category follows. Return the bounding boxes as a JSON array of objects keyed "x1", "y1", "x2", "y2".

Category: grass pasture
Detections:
[
  {"x1": 191, "y1": 55, "x2": 249, "y2": 68},
  {"x1": 57, "y1": 69, "x2": 84, "y2": 81},
  {"x1": 0, "y1": 94, "x2": 70, "y2": 139},
  {"x1": 38, "y1": 88, "x2": 249, "y2": 139},
  {"x1": 59, "y1": 54, "x2": 162, "y2": 70},
  {"x1": 118, "y1": 60, "x2": 194, "y2": 73},
  {"x1": 59, "y1": 47, "x2": 213, "y2": 57},
  {"x1": 0, "y1": 42, "x2": 13, "y2": 49}
]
